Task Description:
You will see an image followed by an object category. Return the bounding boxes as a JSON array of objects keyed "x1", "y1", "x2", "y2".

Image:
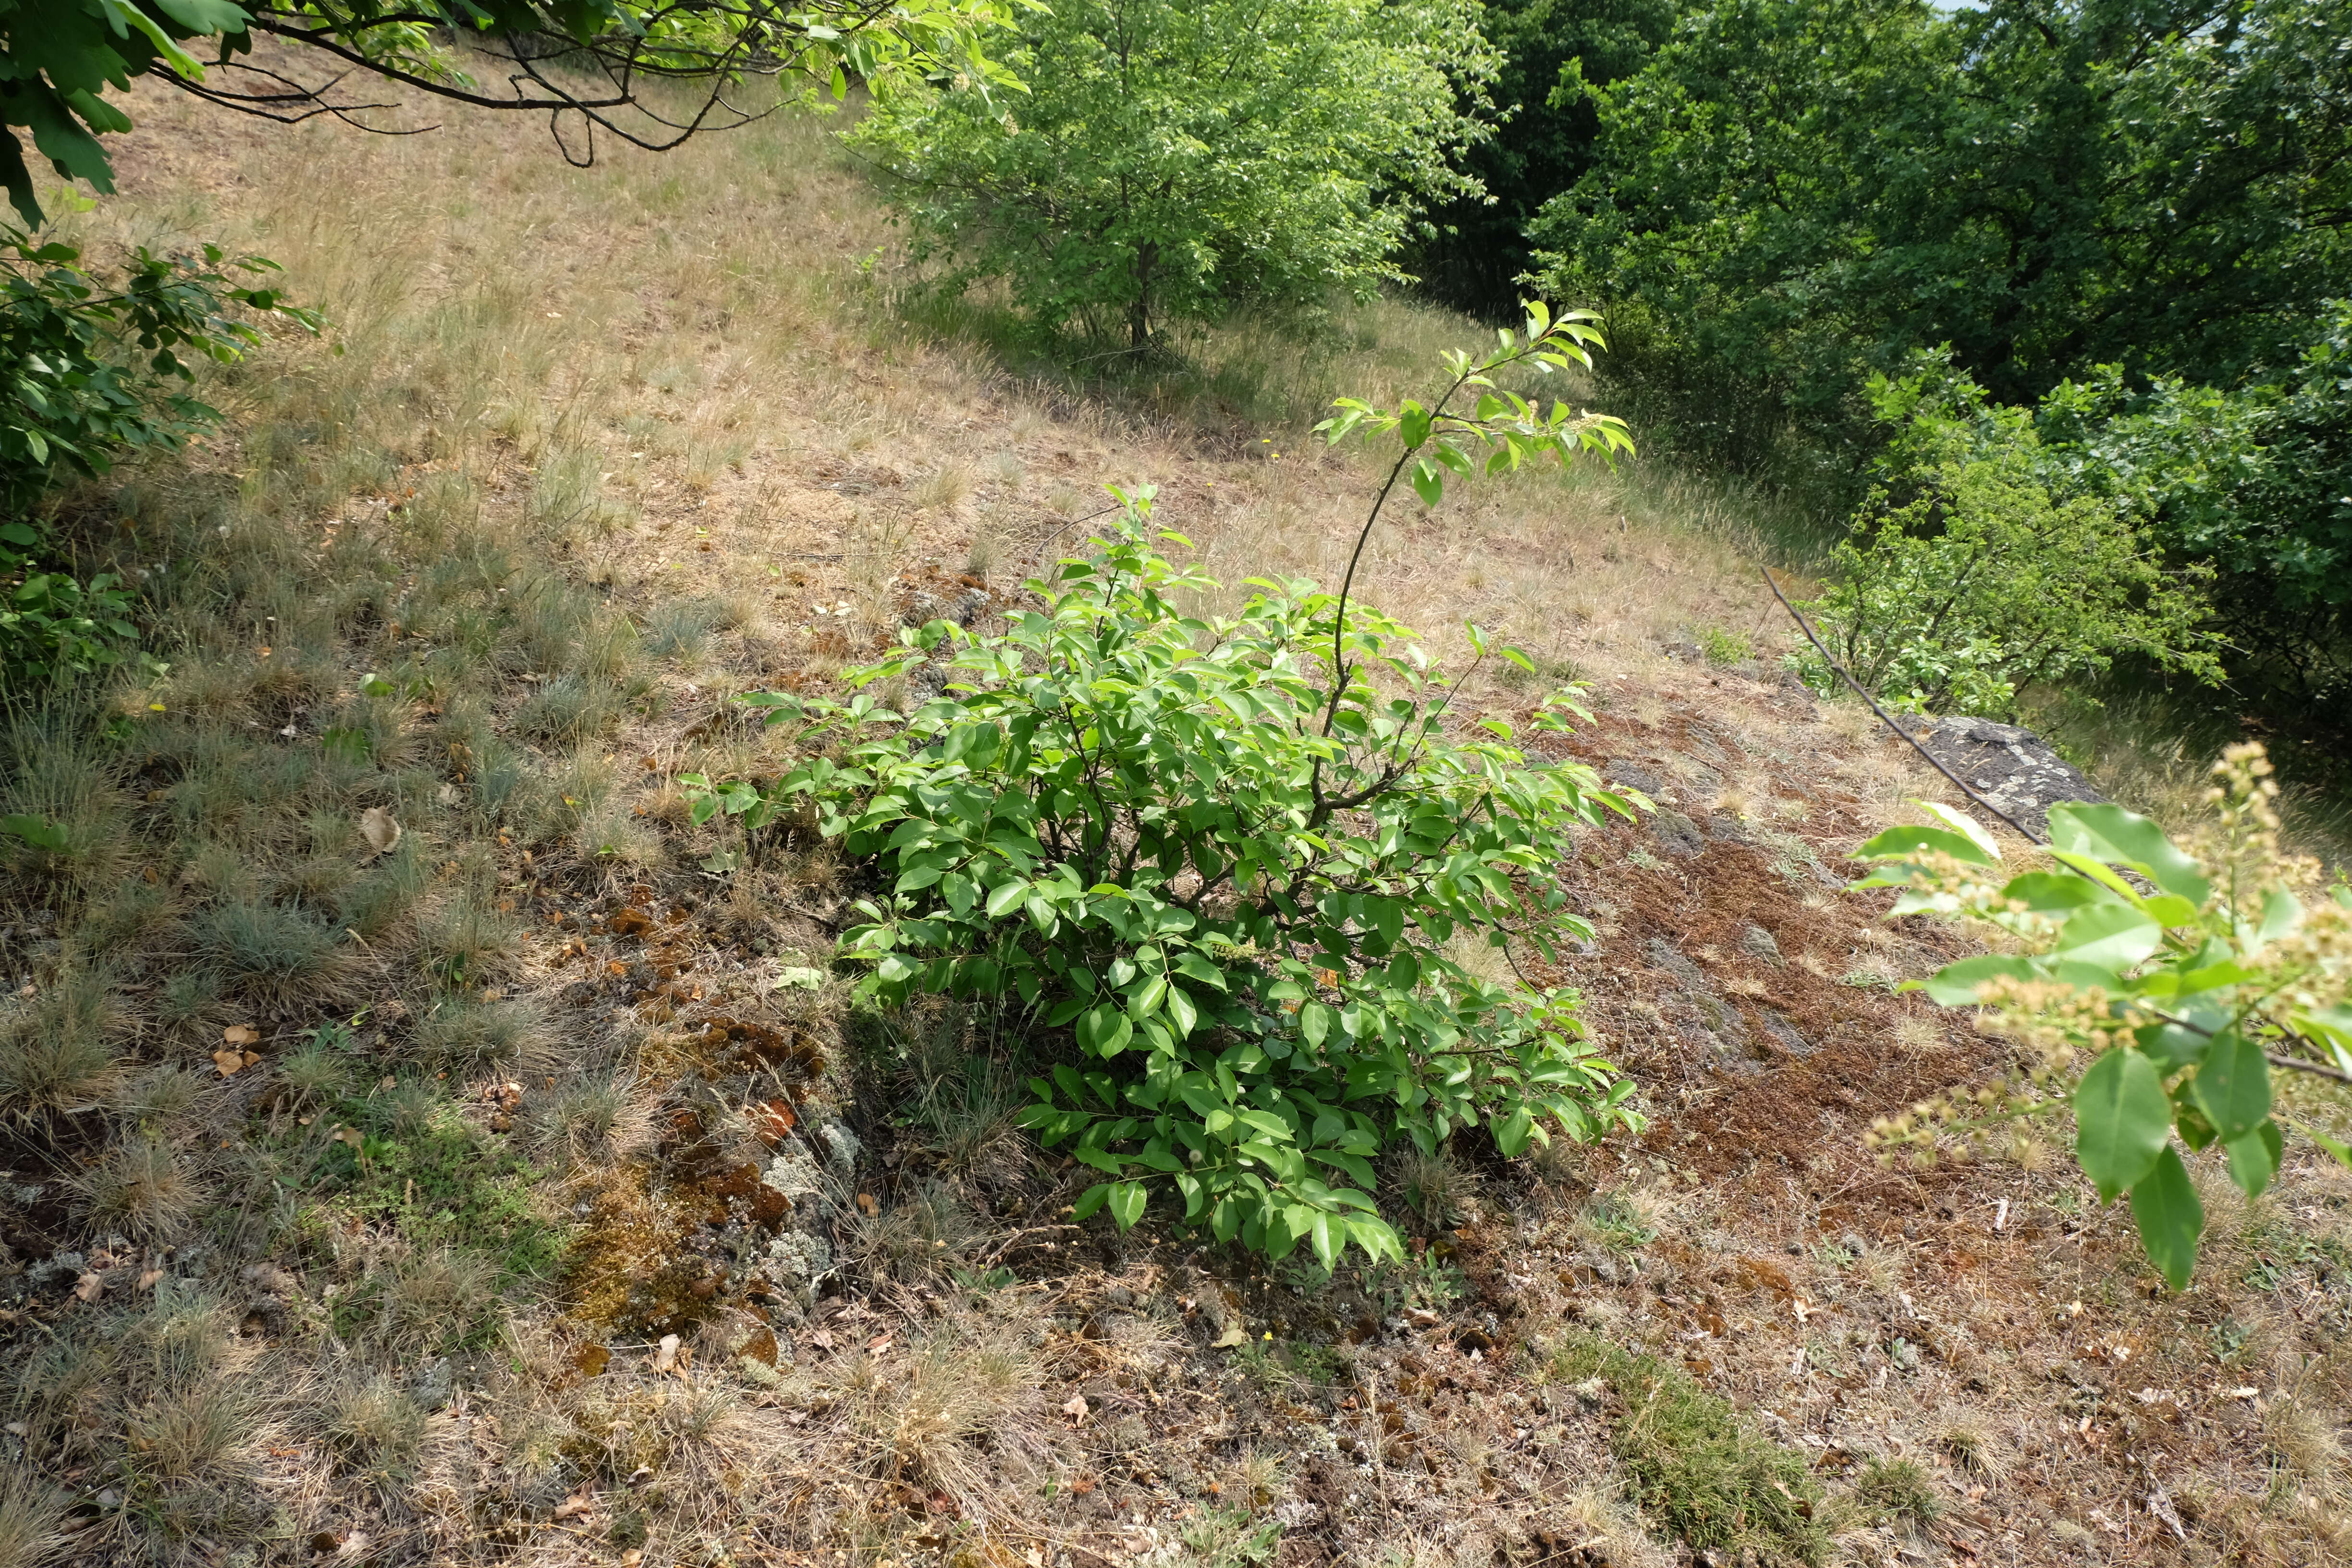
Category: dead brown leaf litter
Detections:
[{"x1": 2, "y1": 59, "x2": 2352, "y2": 1568}]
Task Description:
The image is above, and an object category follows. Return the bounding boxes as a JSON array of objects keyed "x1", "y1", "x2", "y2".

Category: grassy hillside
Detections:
[{"x1": 5, "y1": 69, "x2": 2352, "y2": 1568}]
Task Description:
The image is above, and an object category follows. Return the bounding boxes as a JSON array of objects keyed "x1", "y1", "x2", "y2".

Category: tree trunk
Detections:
[{"x1": 1129, "y1": 241, "x2": 1158, "y2": 350}]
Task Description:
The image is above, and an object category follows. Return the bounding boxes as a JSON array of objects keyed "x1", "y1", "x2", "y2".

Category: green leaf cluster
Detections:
[
  {"x1": 1854, "y1": 780, "x2": 2352, "y2": 1289},
  {"x1": 686, "y1": 493, "x2": 1645, "y2": 1266},
  {"x1": 3, "y1": 226, "x2": 315, "y2": 684}
]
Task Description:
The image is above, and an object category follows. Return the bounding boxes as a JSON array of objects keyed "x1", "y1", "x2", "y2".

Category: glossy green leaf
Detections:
[
  {"x1": 2046, "y1": 803, "x2": 2211, "y2": 905},
  {"x1": 2075, "y1": 1048, "x2": 2171, "y2": 1201},
  {"x1": 2189, "y1": 1030, "x2": 2270, "y2": 1142},
  {"x1": 2052, "y1": 902, "x2": 2163, "y2": 968},
  {"x1": 2128, "y1": 1145, "x2": 2204, "y2": 1291},
  {"x1": 2224, "y1": 1120, "x2": 2282, "y2": 1200}
]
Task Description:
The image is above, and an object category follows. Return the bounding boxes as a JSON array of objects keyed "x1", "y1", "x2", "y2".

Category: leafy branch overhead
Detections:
[
  {"x1": 4, "y1": 0, "x2": 1028, "y2": 226},
  {"x1": 1853, "y1": 747, "x2": 2352, "y2": 1288}
]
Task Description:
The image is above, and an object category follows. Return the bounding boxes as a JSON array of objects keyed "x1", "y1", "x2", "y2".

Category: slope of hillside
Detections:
[{"x1": 4, "y1": 68, "x2": 2352, "y2": 1568}]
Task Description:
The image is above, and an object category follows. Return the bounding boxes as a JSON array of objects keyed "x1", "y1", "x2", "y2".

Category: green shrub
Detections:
[
  {"x1": 3, "y1": 226, "x2": 314, "y2": 685},
  {"x1": 1797, "y1": 355, "x2": 2220, "y2": 716},
  {"x1": 689, "y1": 497, "x2": 1642, "y2": 1266},
  {"x1": 686, "y1": 307, "x2": 1643, "y2": 1267}
]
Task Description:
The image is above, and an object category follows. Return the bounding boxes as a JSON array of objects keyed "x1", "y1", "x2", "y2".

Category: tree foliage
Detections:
[
  {"x1": 1854, "y1": 746, "x2": 2352, "y2": 1288},
  {"x1": 852, "y1": 0, "x2": 1500, "y2": 346},
  {"x1": 1406, "y1": 0, "x2": 1672, "y2": 317},
  {"x1": 1798, "y1": 352, "x2": 2221, "y2": 716},
  {"x1": 3, "y1": 0, "x2": 1023, "y2": 226},
  {"x1": 1531, "y1": 0, "x2": 2352, "y2": 466}
]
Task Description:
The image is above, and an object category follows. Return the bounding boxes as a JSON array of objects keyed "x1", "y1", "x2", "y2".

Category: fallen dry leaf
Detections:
[
  {"x1": 653, "y1": 1333, "x2": 681, "y2": 1374},
  {"x1": 1211, "y1": 1324, "x2": 1247, "y2": 1349},
  {"x1": 136, "y1": 1267, "x2": 164, "y2": 1290},
  {"x1": 213, "y1": 1049, "x2": 249, "y2": 1077},
  {"x1": 553, "y1": 1495, "x2": 594, "y2": 1520},
  {"x1": 72, "y1": 1273, "x2": 103, "y2": 1303},
  {"x1": 1062, "y1": 1395, "x2": 1090, "y2": 1423},
  {"x1": 856, "y1": 1191, "x2": 880, "y2": 1216},
  {"x1": 223, "y1": 1023, "x2": 260, "y2": 1046},
  {"x1": 359, "y1": 807, "x2": 401, "y2": 854}
]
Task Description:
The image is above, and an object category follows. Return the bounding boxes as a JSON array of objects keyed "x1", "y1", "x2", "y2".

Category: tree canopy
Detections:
[{"x1": 852, "y1": 0, "x2": 1500, "y2": 346}]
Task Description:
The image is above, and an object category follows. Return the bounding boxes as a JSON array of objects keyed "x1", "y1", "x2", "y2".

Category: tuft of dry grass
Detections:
[
  {"x1": 0, "y1": 1471, "x2": 69, "y2": 1568},
  {"x1": 0, "y1": 969, "x2": 124, "y2": 1121},
  {"x1": 73, "y1": 1136, "x2": 208, "y2": 1243}
]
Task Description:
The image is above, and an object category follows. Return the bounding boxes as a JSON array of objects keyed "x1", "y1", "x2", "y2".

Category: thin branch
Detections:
[{"x1": 1761, "y1": 565, "x2": 2048, "y2": 846}]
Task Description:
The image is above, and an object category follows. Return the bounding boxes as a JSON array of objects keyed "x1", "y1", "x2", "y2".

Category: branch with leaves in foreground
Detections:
[
  {"x1": 5, "y1": 0, "x2": 1026, "y2": 227},
  {"x1": 1853, "y1": 745, "x2": 2352, "y2": 1288}
]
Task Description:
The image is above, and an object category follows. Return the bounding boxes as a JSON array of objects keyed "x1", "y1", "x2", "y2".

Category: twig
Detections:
[
  {"x1": 1761, "y1": 567, "x2": 2046, "y2": 846},
  {"x1": 2269, "y1": 1052, "x2": 2352, "y2": 1085}
]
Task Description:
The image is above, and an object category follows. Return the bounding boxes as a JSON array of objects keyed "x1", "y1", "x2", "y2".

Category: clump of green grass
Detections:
[
  {"x1": 309, "y1": 1094, "x2": 571, "y2": 1301},
  {"x1": 74, "y1": 1136, "x2": 208, "y2": 1242},
  {"x1": 411, "y1": 994, "x2": 549, "y2": 1072},
  {"x1": 1392, "y1": 1145, "x2": 1480, "y2": 1233},
  {"x1": 1550, "y1": 1331, "x2": 1826, "y2": 1565},
  {"x1": 325, "y1": 1374, "x2": 432, "y2": 1490},
  {"x1": 194, "y1": 898, "x2": 357, "y2": 1008},
  {"x1": 0, "y1": 969, "x2": 125, "y2": 1120},
  {"x1": 1856, "y1": 1456, "x2": 1940, "y2": 1527}
]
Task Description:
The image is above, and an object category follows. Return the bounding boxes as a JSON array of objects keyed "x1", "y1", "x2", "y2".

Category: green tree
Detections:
[
  {"x1": 853, "y1": 0, "x2": 1501, "y2": 348},
  {"x1": 1798, "y1": 350, "x2": 2221, "y2": 717},
  {"x1": 1408, "y1": 0, "x2": 1673, "y2": 318},
  {"x1": 2, "y1": 0, "x2": 1024, "y2": 227},
  {"x1": 1529, "y1": 0, "x2": 2352, "y2": 470}
]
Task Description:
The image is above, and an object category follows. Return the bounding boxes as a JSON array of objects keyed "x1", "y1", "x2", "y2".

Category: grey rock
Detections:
[
  {"x1": 1898, "y1": 714, "x2": 2101, "y2": 837},
  {"x1": 1738, "y1": 923, "x2": 1783, "y2": 965},
  {"x1": 819, "y1": 1122, "x2": 863, "y2": 1175},
  {"x1": 1605, "y1": 760, "x2": 1668, "y2": 798},
  {"x1": 1680, "y1": 723, "x2": 1739, "y2": 770},
  {"x1": 1650, "y1": 808, "x2": 1707, "y2": 859},
  {"x1": 1759, "y1": 1010, "x2": 1814, "y2": 1058},
  {"x1": 1645, "y1": 938, "x2": 1707, "y2": 990},
  {"x1": 1707, "y1": 812, "x2": 1753, "y2": 845}
]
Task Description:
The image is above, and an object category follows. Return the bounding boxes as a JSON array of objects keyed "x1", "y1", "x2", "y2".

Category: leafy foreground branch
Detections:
[
  {"x1": 687, "y1": 308, "x2": 1643, "y2": 1267},
  {"x1": 1854, "y1": 746, "x2": 2352, "y2": 1287}
]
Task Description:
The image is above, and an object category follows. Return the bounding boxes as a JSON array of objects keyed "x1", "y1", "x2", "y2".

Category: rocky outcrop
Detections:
[{"x1": 1899, "y1": 715, "x2": 2102, "y2": 837}]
